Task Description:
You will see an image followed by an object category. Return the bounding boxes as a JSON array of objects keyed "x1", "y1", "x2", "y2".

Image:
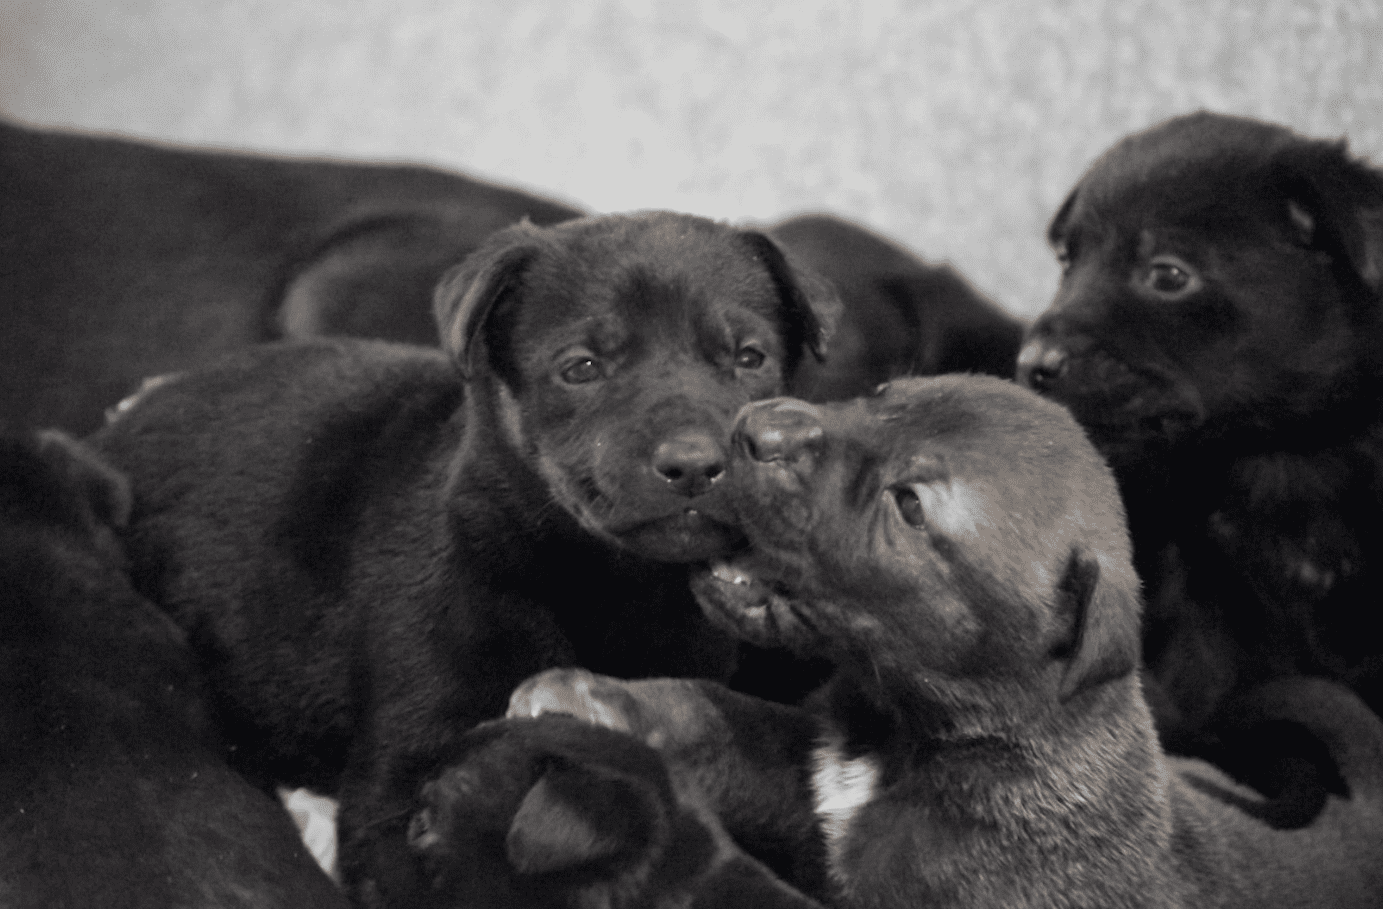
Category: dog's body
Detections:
[
  {"x1": 0, "y1": 431, "x2": 346, "y2": 909},
  {"x1": 403, "y1": 713, "x2": 824, "y2": 909},
  {"x1": 511, "y1": 376, "x2": 1383, "y2": 908},
  {"x1": 1016, "y1": 112, "x2": 1383, "y2": 748},
  {"x1": 1, "y1": 117, "x2": 580, "y2": 433},
  {"x1": 89, "y1": 211, "x2": 840, "y2": 906},
  {"x1": 768, "y1": 214, "x2": 1024, "y2": 400}
]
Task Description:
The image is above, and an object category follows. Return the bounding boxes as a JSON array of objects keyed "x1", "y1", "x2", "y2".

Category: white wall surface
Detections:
[{"x1": 3, "y1": 0, "x2": 1380, "y2": 319}]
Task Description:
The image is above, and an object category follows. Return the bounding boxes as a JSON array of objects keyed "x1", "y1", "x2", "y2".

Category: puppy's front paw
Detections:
[{"x1": 507, "y1": 667, "x2": 646, "y2": 735}]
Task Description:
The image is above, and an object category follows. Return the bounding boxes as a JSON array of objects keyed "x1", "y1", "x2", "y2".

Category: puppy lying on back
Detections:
[
  {"x1": 1016, "y1": 111, "x2": 1383, "y2": 747},
  {"x1": 512, "y1": 376, "x2": 1383, "y2": 908},
  {"x1": 0, "y1": 431, "x2": 345, "y2": 909}
]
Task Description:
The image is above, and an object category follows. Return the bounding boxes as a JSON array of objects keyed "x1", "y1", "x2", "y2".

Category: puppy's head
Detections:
[
  {"x1": 1018, "y1": 111, "x2": 1383, "y2": 467},
  {"x1": 407, "y1": 715, "x2": 693, "y2": 908},
  {"x1": 433, "y1": 211, "x2": 841, "y2": 562},
  {"x1": 691, "y1": 376, "x2": 1142, "y2": 709}
]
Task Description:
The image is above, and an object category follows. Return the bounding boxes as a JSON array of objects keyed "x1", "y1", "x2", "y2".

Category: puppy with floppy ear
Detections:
[
  {"x1": 404, "y1": 714, "x2": 824, "y2": 909},
  {"x1": 91, "y1": 210, "x2": 842, "y2": 907},
  {"x1": 512, "y1": 376, "x2": 1383, "y2": 909},
  {"x1": 1017, "y1": 111, "x2": 1383, "y2": 750}
]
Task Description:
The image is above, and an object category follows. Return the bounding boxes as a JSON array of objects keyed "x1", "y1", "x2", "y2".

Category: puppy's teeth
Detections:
[{"x1": 710, "y1": 561, "x2": 750, "y2": 586}]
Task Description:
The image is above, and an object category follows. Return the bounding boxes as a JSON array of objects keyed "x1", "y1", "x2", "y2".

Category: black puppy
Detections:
[
  {"x1": 770, "y1": 213, "x2": 1024, "y2": 400},
  {"x1": 90, "y1": 210, "x2": 840, "y2": 907},
  {"x1": 513, "y1": 377, "x2": 1383, "y2": 908},
  {"x1": 0, "y1": 431, "x2": 346, "y2": 909},
  {"x1": 1016, "y1": 111, "x2": 1383, "y2": 749},
  {"x1": 403, "y1": 714, "x2": 823, "y2": 909},
  {"x1": 0, "y1": 117, "x2": 579, "y2": 433}
]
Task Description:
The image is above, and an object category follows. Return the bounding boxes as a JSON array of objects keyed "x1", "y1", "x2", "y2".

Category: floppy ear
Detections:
[
  {"x1": 433, "y1": 222, "x2": 545, "y2": 379},
  {"x1": 1276, "y1": 139, "x2": 1383, "y2": 297},
  {"x1": 740, "y1": 230, "x2": 842, "y2": 365},
  {"x1": 1055, "y1": 545, "x2": 1141, "y2": 702},
  {"x1": 36, "y1": 429, "x2": 133, "y2": 530},
  {"x1": 505, "y1": 763, "x2": 662, "y2": 876}
]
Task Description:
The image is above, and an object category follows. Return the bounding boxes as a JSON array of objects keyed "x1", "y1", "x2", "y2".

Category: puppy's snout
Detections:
[
  {"x1": 734, "y1": 398, "x2": 825, "y2": 463},
  {"x1": 652, "y1": 430, "x2": 727, "y2": 498},
  {"x1": 1016, "y1": 338, "x2": 1069, "y2": 392}
]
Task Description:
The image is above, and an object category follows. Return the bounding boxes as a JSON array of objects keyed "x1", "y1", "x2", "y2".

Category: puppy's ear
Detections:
[
  {"x1": 1046, "y1": 187, "x2": 1078, "y2": 250},
  {"x1": 36, "y1": 429, "x2": 133, "y2": 530},
  {"x1": 433, "y1": 222, "x2": 545, "y2": 379},
  {"x1": 1276, "y1": 139, "x2": 1383, "y2": 297},
  {"x1": 741, "y1": 231, "x2": 843, "y2": 364},
  {"x1": 1054, "y1": 545, "x2": 1141, "y2": 702},
  {"x1": 506, "y1": 763, "x2": 662, "y2": 876}
]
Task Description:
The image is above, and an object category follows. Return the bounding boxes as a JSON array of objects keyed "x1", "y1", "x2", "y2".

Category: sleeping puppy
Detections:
[
  {"x1": 403, "y1": 714, "x2": 824, "y2": 909},
  {"x1": 0, "y1": 116, "x2": 580, "y2": 433},
  {"x1": 89, "y1": 211, "x2": 841, "y2": 907},
  {"x1": 0, "y1": 431, "x2": 346, "y2": 909},
  {"x1": 769, "y1": 213, "x2": 1025, "y2": 400},
  {"x1": 1015, "y1": 111, "x2": 1383, "y2": 747},
  {"x1": 511, "y1": 376, "x2": 1383, "y2": 908}
]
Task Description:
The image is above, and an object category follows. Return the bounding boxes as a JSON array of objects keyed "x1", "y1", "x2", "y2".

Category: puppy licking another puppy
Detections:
[{"x1": 502, "y1": 376, "x2": 1383, "y2": 908}]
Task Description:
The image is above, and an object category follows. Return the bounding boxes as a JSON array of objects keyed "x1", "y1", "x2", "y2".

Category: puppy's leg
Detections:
[{"x1": 509, "y1": 668, "x2": 829, "y2": 895}]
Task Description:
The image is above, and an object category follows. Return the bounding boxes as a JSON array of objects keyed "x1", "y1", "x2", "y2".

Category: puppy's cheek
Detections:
[{"x1": 492, "y1": 383, "x2": 530, "y2": 453}]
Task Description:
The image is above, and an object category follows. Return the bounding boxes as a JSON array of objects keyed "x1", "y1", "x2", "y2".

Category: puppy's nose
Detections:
[
  {"x1": 734, "y1": 398, "x2": 824, "y2": 462},
  {"x1": 652, "y1": 430, "x2": 726, "y2": 497},
  {"x1": 1016, "y1": 339, "x2": 1068, "y2": 392}
]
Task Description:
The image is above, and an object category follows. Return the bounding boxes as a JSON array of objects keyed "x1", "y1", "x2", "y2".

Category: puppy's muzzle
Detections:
[
  {"x1": 733, "y1": 397, "x2": 825, "y2": 463},
  {"x1": 651, "y1": 429, "x2": 727, "y2": 498},
  {"x1": 1016, "y1": 338, "x2": 1069, "y2": 392}
]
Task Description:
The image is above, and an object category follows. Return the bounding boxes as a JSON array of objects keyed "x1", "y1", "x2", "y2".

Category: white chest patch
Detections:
[{"x1": 810, "y1": 731, "x2": 882, "y2": 876}]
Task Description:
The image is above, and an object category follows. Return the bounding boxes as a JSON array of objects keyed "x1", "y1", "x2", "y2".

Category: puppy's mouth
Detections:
[
  {"x1": 690, "y1": 555, "x2": 817, "y2": 652},
  {"x1": 613, "y1": 509, "x2": 745, "y2": 563}
]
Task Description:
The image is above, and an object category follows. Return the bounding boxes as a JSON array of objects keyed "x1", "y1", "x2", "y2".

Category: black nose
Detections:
[
  {"x1": 1016, "y1": 338, "x2": 1068, "y2": 392},
  {"x1": 734, "y1": 398, "x2": 824, "y2": 462},
  {"x1": 652, "y1": 430, "x2": 727, "y2": 498}
]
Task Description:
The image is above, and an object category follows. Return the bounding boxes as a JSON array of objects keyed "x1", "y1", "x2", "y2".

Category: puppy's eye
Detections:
[
  {"x1": 561, "y1": 357, "x2": 602, "y2": 384},
  {"x1": 1053, "y1": 240, "x2": 1073, "y2": 274},
  {"x1": 735, "y1": 346, "x2": 766, "y2": 370},
  {"x1": 892, "y1": 487, "x2": 926, "y2": 527},
  {"x1": 1140, "y1": 256, "x2": 1200, "y2": 297}
]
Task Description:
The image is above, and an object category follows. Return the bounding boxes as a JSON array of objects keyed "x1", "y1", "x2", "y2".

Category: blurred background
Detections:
[{"x1": 2, "y1": 0, "x2": 1380, "y2": 321}]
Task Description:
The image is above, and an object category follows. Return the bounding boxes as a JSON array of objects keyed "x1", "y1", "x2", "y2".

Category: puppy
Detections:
[
  {"x1": 89, "y1": 210, "x2": 841, "y2": 906},
  {"x1": 0, "y1": 117, "x2": 579, "y2": 433},
  {"x1": 512, "y1": 376, "x2": 1383, "y2": 908},
  {"x1": 403, "y1": 714, "x2": 823, "y2": 908},
  {"x1": 770, "y1": 213, "x2": 1024, "y2": 401},
  {"x1": 1016, "y1": 111, "x2": 1383, "y2": 747},
  {"x1": 0, "y1": 431, "x2": 346, "y2": 909}
]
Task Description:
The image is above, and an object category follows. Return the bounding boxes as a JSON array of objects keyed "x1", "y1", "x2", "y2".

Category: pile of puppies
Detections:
[{"x1": 4, "y1": 110, "x2": 1382, "y2": 908}]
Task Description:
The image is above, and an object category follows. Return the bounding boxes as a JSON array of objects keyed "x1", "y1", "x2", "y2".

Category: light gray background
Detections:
[{"x1": 3, "y1": 0, "x2": 1380, "y2": 320}]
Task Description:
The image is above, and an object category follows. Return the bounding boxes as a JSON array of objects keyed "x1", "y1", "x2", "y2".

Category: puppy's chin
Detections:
[
  {"x1": 612, "y1": 511, "x2": 745, "y2": 563},
  {"x1": 690, "y1": 557, "x2": 818, "y2": 653}
]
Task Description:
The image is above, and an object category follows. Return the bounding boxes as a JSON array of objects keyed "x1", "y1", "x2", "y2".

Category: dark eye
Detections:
[
  {"x1": 561, "y1": 357, "x2": 602, "y2": 384},
  {"x1": 1140, "y1": 256, "x2": 1199, "y2": 297},
  {"x1": 1053, "y1": 239, "x2": 1074, "y2": 274},
  {"x1": 893, "y1": 487, "x2": 926, "y2": 527},
  {"x1": 735, "y1": 346, "x2": 766, "y2": 370}
]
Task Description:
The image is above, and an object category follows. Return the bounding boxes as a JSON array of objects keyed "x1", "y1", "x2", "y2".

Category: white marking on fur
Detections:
[
  {"x1": 811, "y1": 731, "x2": 881, "y2": 877},
  {"x1": 914, "y1": 478, "x2": 988, "y2": 539}
]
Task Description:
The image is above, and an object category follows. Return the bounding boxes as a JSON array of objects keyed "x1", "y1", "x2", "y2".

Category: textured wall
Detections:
[{"x1": 2, "y1": 0, "x2": 1380, "y2": 320}]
